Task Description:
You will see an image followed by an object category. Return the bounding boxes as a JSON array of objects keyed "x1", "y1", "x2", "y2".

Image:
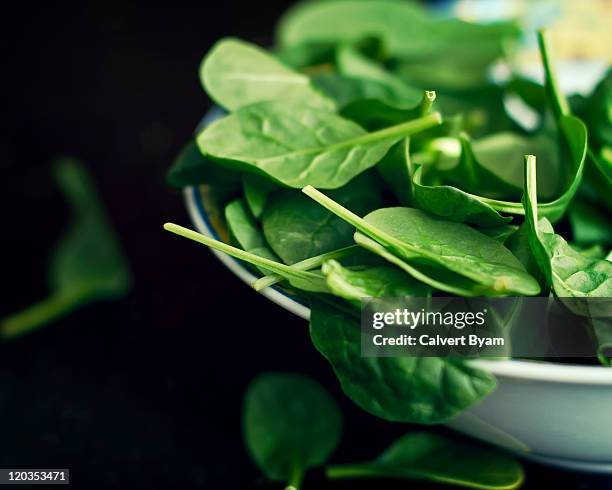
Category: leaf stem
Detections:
[
  {"x1": 163, "y1": 223, "x2": 319, "y2": 284},
  {"x1": 253, "y1": 245, "x2": 359, "y2": 290},
  {"x1": 286, "y1": 465, "x2": 304, "y2": 490},
  {"x1": 1, "y1": 292, "x2": 82, "y2": 340},
  {"x1": 356, "y1": 112, "x2": 441, "y2": 146},
  {"x1": 537, "y1": 29, "x2": 569, "y2": 118},
  {"x1": 419, "y1": 90, "x2": 436, "y2": 116},
  {"x1": 326, "y1": 464, "x2": 376, "y2": 480}
]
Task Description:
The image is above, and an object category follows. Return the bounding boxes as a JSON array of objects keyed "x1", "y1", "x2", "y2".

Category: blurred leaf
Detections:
[
  {"x1": 327, "y1": 432, "x2": 524, "y2": 489},
  {"x1": 243, "y1": 372, "x2": 342, "y2": 489},
  {"x1": 1, "y1": 159, "x2": 131, "y2": 339}
]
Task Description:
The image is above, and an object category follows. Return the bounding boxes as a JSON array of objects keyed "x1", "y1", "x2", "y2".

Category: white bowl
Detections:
[{"x1": 185, "y1": 184, "x2": 612, "y2": 473}]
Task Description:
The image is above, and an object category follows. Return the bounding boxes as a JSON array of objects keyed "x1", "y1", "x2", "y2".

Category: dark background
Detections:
[{"x1": 1, "y1": 2, "x2": 610, "y2": 489}]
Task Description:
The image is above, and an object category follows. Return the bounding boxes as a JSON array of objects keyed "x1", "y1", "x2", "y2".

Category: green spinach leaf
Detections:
[
  {"x1": 303, "y1": 186, "x2": 540, "y2": 296},
  {"x1": 243, "y1": 372, "x2": 342, "y2": 489},
  {"x1": 198, "y1": 100, "x2": 441, "y2": 188},
  {"x1": 262, "y1": 173, "x2": 383, "y2": 264},
  {"x1": 201, "y1": 38, "x2": 334, "y2": 111},
  {"x1": 522, "y1": 156, "x2": 612, "y2": 298},
  {"x1": 225, "y1": 199, "x2": 281, "y2": 275},
  {"x1": 522, "y1": 155, "x2": 612, "y2": 364},
  {"x1": 336, "y1": 43, "x2": 422, "y2": 106},
  {"x1": 354, "y1": 233, "x2": 494, "y2": 296},
  {"x1": 327, "y1": 432, "x2": 524, "y2": 489},
  {"x1": 309, "y1": 300, "x2": 496, "y2": 423},
  {"x1": 2, "y1": 159, "x2": 132, "y2": 339},
  {"x1": 277, "y1": 0, "x2": 518, "y2": 61}
]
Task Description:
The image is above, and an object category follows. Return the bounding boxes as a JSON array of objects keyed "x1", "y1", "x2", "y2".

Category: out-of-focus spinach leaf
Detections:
[
  {"x1": 327, "y1": 432, "x2": 524, "y2": 489},
  {"x1": 243, "y1": 372, "x2": 342, "y2": 490},
  {"x1": 1, "y1": 159, "x2": 132, "y2": 339}
]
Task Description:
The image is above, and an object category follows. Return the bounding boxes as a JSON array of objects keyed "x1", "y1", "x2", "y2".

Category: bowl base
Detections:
[{"x1": 522, "y1": 453, "x2": 612, "y2": 474}]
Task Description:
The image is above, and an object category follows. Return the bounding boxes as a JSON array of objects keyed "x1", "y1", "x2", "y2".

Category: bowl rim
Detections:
[{"x1": 185, "y1": 185, "x2": 612, "y2": 386}]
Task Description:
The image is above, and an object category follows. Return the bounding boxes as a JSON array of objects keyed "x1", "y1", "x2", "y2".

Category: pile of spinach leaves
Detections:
[{"x1": 165, "y1": 0, "x2": 611, "y2": 427}]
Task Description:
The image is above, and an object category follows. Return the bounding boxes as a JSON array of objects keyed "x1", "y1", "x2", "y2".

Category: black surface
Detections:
[{"x1": 1, "y1": 3, "x2": 611, "y2": 489}]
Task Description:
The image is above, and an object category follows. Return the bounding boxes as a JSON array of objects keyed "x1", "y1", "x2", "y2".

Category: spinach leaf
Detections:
[
  {"x1": 198, "y1": 100, "x2": 441, "y2": 189},
  {"x1": 262, "y1": 173, "x2": 383, "y2": 264},
  {"x1": 242, "y1": 173, "x2": 278, "y2": 220},
  {"x1": 310, "y1": 73, "x2": 403, "y2": 111},
  {"x1": 393, "y1": 54, "x2": 493, "y2": 92},
  {"x1": 354, "y1": 233, "x2": 512, "y2": 297},
  {"x1": 309, "y1": 300, "x2": 496, "y2": 423},
  {"x1": 322, "y1": 259, "x2": 430, "y2": 306},
  {"x1": 465, "y1": 131, "x2": 560, "y2": 200},
  {"x1": 336, "y1": 43, "x2": 422, "y2": 106},
  {"x1": 243, "y1": 372, "x2": 342, "y2": 489},
  {"x1": 225, "y1": 199, "x2": 280, "y2": 275},
  {"x1": 522, "y1": 155, "x2": 612, "y2": 365},
  {"x1": 302, "y1": 186, "x2": 540, "y2": 296},
  {"x1": 200, "y1": 38, "x2": 334, "y2": 111},
  {"x1": 1, "y1": 159, "x2": 132, "y2": 340},
  {"x1": 163, "y1": 223, "x2": 329, "y2": 293},
  {"x1": 522, "y1": 156, "x2": 612, "y2": 298},
  {"x1": 277, "y1": 0, "x2": 518, "y2": 61},
  {"x1": 327, "y1": 432, "x2": 524, "y2": 489}
]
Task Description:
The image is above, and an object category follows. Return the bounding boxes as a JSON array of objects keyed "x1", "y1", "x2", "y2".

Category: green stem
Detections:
[
  {"x1": 363, "y1": 112, "x2": 442, "y2": 144},
  {"x1": 537, "y1": 29, "x2": 569, "y2": 119},
  {"x1": 333, "y1": 112, "x2": 441, "y2": 150},
  {"x1": 1, "y1": 292, "x2": 81, "y2": 340},
  {"x1": 253, "y1": 245, "x2": 359, "y2": 291},
  {"x1": 419, "y1": 90, "x2": 436, "y2": 116},
  {"x1": 326, "y1": 464, "x2": 377, "y2": 480},
  {"x1": 163, "y1": 223, "x2": 320, "y2": 284},
  {"x1": 286, "y1": 465, "x2": 304, "y2": 490}
]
